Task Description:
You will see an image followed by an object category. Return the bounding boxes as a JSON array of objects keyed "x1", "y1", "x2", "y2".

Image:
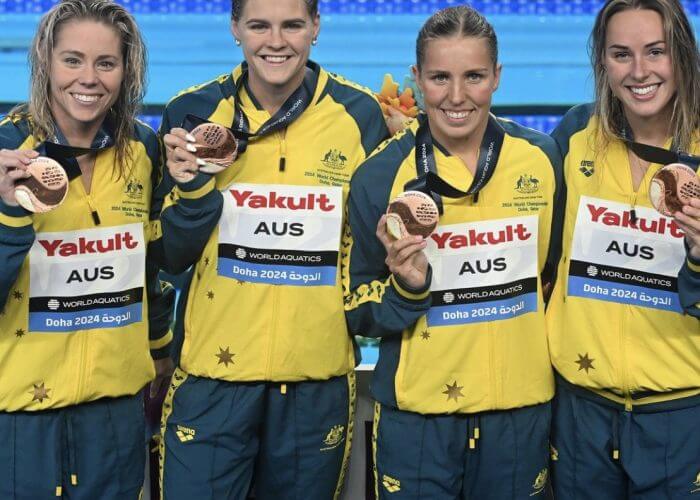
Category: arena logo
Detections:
[{"x1": 579, "y1": 160, "x2": 595, "y2": 177}]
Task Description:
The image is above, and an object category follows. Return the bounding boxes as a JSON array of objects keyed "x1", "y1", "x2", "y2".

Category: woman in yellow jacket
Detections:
[
  {"x1": 0, "y1": 1, "x2": 173, "y2": 498},
  {"x1": 548, "y1": 0, "x2": 700, "y2": 497}
]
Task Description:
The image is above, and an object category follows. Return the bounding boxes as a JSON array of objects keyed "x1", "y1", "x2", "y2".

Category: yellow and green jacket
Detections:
[
  {"x1": 548, "y1": 103, "x2": 700, "y2": 409},
  {"x1": 153, "y1": 62, "x2": 388, "y2": 382},
  {"x1": 344, "y1": 116, "x2": 563, "y2": 414},
  {"x1": 0, "y1": 113, "x2": 174, "y2": 412}
]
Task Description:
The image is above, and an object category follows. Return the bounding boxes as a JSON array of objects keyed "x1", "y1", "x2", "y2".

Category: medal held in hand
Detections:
[
  {"x1": 649, "y1": 163, "x2": 700, "y2": 216},
  {"x1": 386, "y1": 190, "x2": 439, "y2": 240},
  {"x1": 14, "y1": 156, "x2": 69, "y2": 213},
  {"x1": 190, "y1": 122, "x2": 239, "y2": 174}
]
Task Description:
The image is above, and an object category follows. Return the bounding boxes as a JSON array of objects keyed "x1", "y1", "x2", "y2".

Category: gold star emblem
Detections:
[
  {"x1": 12, "y1": 290, "x2": 23, "y2": 300},
  {"x1": 420, "y1": 330, "x2": 430, "y2": 340},
  {"x1": 216, "y1": 346, "x2": 235, "y2": 367},
  {"x1": 442, "y1": 380, "x2": 464, "y2": 402},
  {"x1": 29, "y1": 382, "x2": 51, "y2": 403},
  {"x1": 576, "y1": 353, "x2": 595, "y2": 373},
  {"x1": 15, "y1": 329, "x2": 25, "y2": 338},
  {"x1": 206, "y1": 290, "x2": 215, "y2": 300}
]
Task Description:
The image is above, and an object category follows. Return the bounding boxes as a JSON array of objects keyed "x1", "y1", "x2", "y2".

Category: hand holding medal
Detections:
[
  {"x1": 1, "y1": 148, "x2": 69, "y2": 213},
  {"x1": 14, "y1": 156, "x2": 69, "y2": 213},
  {"x1": 385, "y1": 190, "x2": 439, "y2": 240},
  {"x1": 189, "y1": 122, "x2": 238, "y2": 174},
  {"x1": 648, "y1": 163, "x2": 700, "y2": 216}
]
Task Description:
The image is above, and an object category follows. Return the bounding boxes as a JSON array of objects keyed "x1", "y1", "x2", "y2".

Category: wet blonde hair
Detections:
[
  {"x1": 590, "y1": 0, "x2": 700, "y2": 150},
  {"x1": 13, "y1": 0, "x2": 147, "y2": 175}
]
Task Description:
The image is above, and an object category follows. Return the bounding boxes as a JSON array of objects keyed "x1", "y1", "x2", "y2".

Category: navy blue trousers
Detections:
[
  {"x1": 551, "y1": 378, "x2": 700, "y2": 499},
  {"x1": 0, "y1": 392, "x2": 145, "y2": 499},
  {"x1": 373, "y1": 401, "x2": 552, "y2": 499},
  {"x1": 160, "y1": 368, "x2": 355, "y2": 500}
]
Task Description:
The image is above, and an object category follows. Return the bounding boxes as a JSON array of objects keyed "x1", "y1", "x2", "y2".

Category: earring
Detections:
[
  {"x1": 235, "y1": 39, "x2": 241, "y2": 46},
  {"x1": 311, "y1": 38, "x2": 317, "y2": 46}
]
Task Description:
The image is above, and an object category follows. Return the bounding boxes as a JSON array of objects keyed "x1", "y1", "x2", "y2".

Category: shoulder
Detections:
[
  {"x1": 499, "y1": 116, "x2": 560, "y2": 167},
  {"x1": 352, "y1": 124, "x2": 415, "y2": 192},
  {"x1": 163, "y1": 73, "x2": 234, "y2": 128},
  {"x1": 321, "y1": 71, "x2": 384, "y2": 119},
  {"x1": 0, "y1": 112, "x2": 32, "y2": 149},
  {"x1": 550, "y1": 103, "x2": 596, "y2": 157},
  {"x1": 133, "y1": 119, "x2": 159, "y2": 163}
]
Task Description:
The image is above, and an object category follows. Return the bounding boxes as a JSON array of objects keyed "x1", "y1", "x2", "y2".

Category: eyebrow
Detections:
[
  {"x1": 607, "y1": 40, "x2": 666, "y2": 50},
  {"x1": 57, "y1": 50, "x2": 118, "y2": 59},
  {"x1": 245, "y1": 18, "x2": 306, "y2": 24},
  {"x1": 424, "y1": 67, "x2": 489, "y2": 74}
]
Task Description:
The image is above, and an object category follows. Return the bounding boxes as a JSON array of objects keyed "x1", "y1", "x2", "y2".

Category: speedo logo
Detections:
[
  {"x1": 38, "y1": 232, "x2": 139, "y2": 257},
  {"x1": 430, "y1": 223, "x2": 532, "y2": 249},
  {"x1": 586, "y1": 204, "x2": 684, "y2": 239},
  {"x1": 229, "y1": 189, "x2": 336, "y2": 212}
]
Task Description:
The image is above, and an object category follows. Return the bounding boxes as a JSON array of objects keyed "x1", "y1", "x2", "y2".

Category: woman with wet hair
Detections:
[
  {"x1": 548, "y1": 0, "x2": 700, "y2": 497},
  {"x1": 0, "y1": 1, "x2": 174, "y2": 497},
  {"x1": 345, "y1": 6, "x2": 563, "y2": 498},
  {"x1": 155, "y1": 0, "x2": 388, "y2": 498}
]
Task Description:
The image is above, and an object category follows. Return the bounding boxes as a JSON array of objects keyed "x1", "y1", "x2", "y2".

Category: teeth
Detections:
[
  {"x1": 264, "y1": 56, "x2": 288, "y2": 63},
  {"x1": 630, "y1": 85, "x2": 658, "y2": 96},
  {"x1": 73, "y1": 94, "x2": 99, "y2": 103},
  {"x1": 445, "y1": 110, "x2": 469, "y2": 119}
]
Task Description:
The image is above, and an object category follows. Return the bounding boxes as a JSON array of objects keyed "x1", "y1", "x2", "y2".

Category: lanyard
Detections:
[
  {"x1": 621, "y1": 123, "x2": 700, "y2": 171},
  {"x1": 405, "y1": 113, "x2": 505, "y2": 214},
  {"x1": 36, "y1": 121, "x2": 115, "y2": 180},
  {"x1": 231, "y1": 60, "x2": 319, "y2": 155}
]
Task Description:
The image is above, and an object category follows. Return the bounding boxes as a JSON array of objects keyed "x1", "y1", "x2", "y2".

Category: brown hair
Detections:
[
  {"x1": 590, "y1": 0, "x2": 700, "y2": 150},
  {"x1": 231, "y1": 0, "x2": 319, "y2": 20},
  {"x1": 416, "y1": 5, "x2": 498, "y2": 71}
]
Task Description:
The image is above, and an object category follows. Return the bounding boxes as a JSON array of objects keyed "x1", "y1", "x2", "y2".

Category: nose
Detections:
[
  {"x1": 78, "y1": 65, "x2": 98, "y2": 86},
  {"x1": 630, "y1": 55, "x2": 650, "y2": 82},
  {"x1": 267, "y1": 27, "x2": 286, "y2": 50},
  {"x1": 447, "y1": 80, "x2": 466, "y2": 105}
]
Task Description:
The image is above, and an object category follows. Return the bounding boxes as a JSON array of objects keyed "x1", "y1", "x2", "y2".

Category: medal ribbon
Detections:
[{"x1": 405, "y1": 113, "x2": 505, "y2": 214}]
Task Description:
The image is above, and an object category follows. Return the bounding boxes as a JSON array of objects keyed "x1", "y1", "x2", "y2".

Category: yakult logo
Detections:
[
  {"x1": 229, "y1": 189, "x2": 336, "y2": 212},
  {"x1": 431, "y1": 223, "x2": 532, "y2": 249},
  {"x1": 38, "y1": 232, "x2": 140, "y2": 257},
  {"x1": 586, "y1": 204, "x2": 684, "y2": 239}
]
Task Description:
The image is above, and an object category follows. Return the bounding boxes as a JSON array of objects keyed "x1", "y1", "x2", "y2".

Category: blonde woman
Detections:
[
  {"x1": 0, "y1": 1, "x2": 173, "y2": 498},
  {"x1": 548, "y1": 0, "x2": 700, "y2": 497}
]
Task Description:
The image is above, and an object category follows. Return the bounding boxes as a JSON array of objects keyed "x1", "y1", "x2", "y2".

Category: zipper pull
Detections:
[
  {"x1": 279, "y1": 133, "x2": 287, "y2": 172},
  {"x1": 630, "y1": 207, "x2": 637, "y2": 224},
  {"x1": 91, "y1": 210, "x2": 101, "y2": 226}
]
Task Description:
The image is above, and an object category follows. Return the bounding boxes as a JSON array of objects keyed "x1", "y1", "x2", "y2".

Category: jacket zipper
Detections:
[{"x1": 279, "y1": 130, "x2": 287, "y2": 172}]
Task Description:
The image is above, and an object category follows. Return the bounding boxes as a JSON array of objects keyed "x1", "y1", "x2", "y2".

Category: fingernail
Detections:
[
  {"x1": 186, "y1": 134, "x2": 196, "y2": 143},
  {"x1": 186, "y1": 144, "x2": 197, "y2": 153},
  {"x1": 196, "y1": 158, "x2": 206, "y2": 166}
]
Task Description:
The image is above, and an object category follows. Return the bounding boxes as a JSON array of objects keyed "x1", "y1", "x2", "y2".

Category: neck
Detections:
[
  {"x1": 52, "y1": 113, "x2": 101, "y2": 149},
  {"x1": 625, "y1": 109, "x2": 672, "y2": 147},
  {"x1": 247, "y1": 66, "x2": 307, "y2": 116},
  {"x1": 434, "y1": 115, "x2": 490, "y2": 172}
]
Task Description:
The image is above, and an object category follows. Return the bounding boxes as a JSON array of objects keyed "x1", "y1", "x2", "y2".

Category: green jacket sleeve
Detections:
[
  {"x1": 343, "y1": 140, "x2": 431, "y2": 338},
  {"x1": 149, "y1": 105, "x2": 223, "y2": 275},
  {"x1": 679, "y1": 244, "x2": 700, "y2": 318}
]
